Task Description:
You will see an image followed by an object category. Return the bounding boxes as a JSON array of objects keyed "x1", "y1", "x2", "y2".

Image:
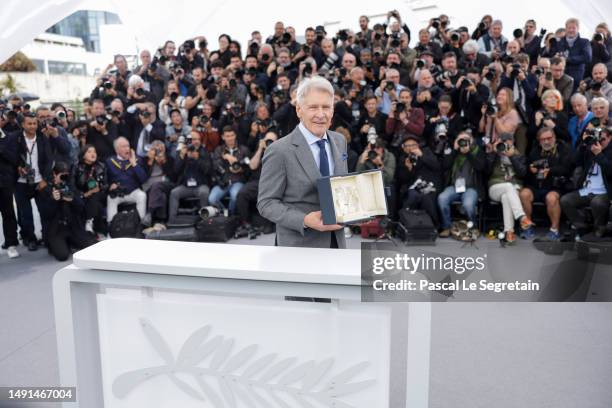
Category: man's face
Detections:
[
  {"x1": 386, "y1": 54, "x2": 400, "y2": 67},
  {"x1": 350, "y1": 68, "x2": 364, "y2": 83},
  {"x1": 601, "y1": 133, "x2": 611, "y2": 149},
  {"x1": 274, "y1": 22, "x2": 284, "y2": 37},
  {"x1": 203, "y1": 104, "x2": 213, "y2": 117},
  {"x1": 538, "y1": 60, "x2": 551, "y2": 72},
  {"x1": 467, "y1": 72, "x2": 481, "y2": 84},
  {"x1": 490, "y1": 24, "x2": 502, "y2": 38},
  {"x1": 442, "y1": 56, "x2": 457, "y2": 72},
  {"x1": 572, "y1": 99, "x2": 588, "y2": 117},
  {"x1": 110, "y1": 100, "x2": 124, "y2": 114},
  {"x1": 164, "y1": 42, "x2": 176, "y2": 57},
  {"x1": 360, "y1": 51, "x2": 372, "y2": 64},
  {"x1": 551, "y1": 63, "x2": 565, "y2": 80},
  {"x1": 252, "y1": 32, "x2": 262, "y2": 44},
  {"x1": 36, "y1": 109, "x2": 51, "y2": 125},
  {"x1": 245, "y1": 57, "x2": 258, "y2": 69},
  {"x1": 116, "y1": 139, "x2": 130, "y2": 159},
  {"x1": 399, "y1": 91, "x2": 412, "y2": 104},
  {"x1": 386, "y1": 70, "x2": 400, "y2": 85},
  {"x1": 419, "y1": 31, "x2": 429, "y2": 44},
  {"x1": 296, "y1": 89, "x2": 334, "y2": 137},
  {"x1": 305, "y1": 30, "x2": 315, "y2": 45},
  {"x1": 402, "y1": 139, "x2": 419, "y2": 154},
  {"x1": 256, "y1": 105, "x2": 269, "y2": 120},
  {"x1": 592, "y1": 103, "x2": 609, "y2": 119},
  {"x1": 23, "y1": 117, "x2": 38, "y2": 135},
  {"x1": 592, "y1": 65, "x2": 606, "y2": 82},
  {"x1": 565, "y1": 22, "x2": 578, "y2": 38},
  {"x1": 192, "y1": 68, "x2": 203, "y2": 83},
  {"x1": 539, "y1": 131, "x2": 556, "y2": 151},
  {"x1": 438, "y1": 102, "x2": 451, "y2": 116},
  {"x1": 171, "y1": 111, "x2": 182, "y2": 126},
  {"x1": 277, "y1": 52, "x2": 291, "y2": 66},
  {"x1": 342, "y1": 54, "x2": 356, "y2": 70},
  {"x1": 365, "y1": 98, "x2": 377, "y2": 113},
  {"x1": 277, "y1": 76, "x2": 290, "y2": 90},
  {"x1": 211, "y1": 66, "x2": 222, "y2": 78},
  {"x1": 359, "y1": 17, "x2": 368, "y2": 30},
  {"x1": 507, "y1": 41, "x2": 520, "y2": 55},
  {"x1": 191, "y1": 133, "x2": 202, "y2": 149},
  {"x1": 230, "y1": 57, "x2": 242, "y2": 69},
  {"x1": 321, "y1": 40, "x2": 334, "y2": 56},
  {"x1": 140, "y1": 52, "x2": 151, "y2": 66},
  {"x1": 222, "y1": 131, "x2": 237, "y2": 146},
  {"x1": 419, "y1": 71, "x2": 433, "y2": 87},
  {"x1": 460, "y1": 31, "x2": 469, "y2": 43}
]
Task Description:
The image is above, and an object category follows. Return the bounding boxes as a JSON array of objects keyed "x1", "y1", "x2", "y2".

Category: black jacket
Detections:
[
  {"x1": 175, "y1": 147, "x2": 213, "y2": 186},
  {"x1": 0, "y1": 130, "x2": 18, "y2": 187},
  {"x1": 396, "y1": 147, "x2": 442, "y2": 195},
  {"x1": 86, "y1": 121, "x2": 118, "y2": 162},
  {"x1": 74, "y1": 161, "x2": 108, "y2": 195},
  {"x1": 15, "y1": 131, "x2": 54, "y2": 182},
  {"x1": 441, "y1": 145, "x2": 486, "y2": 198},
  {"x1": 525, "y1": 141, "x2": 574, "y2": 191},
  {"x1": 143, "y1": 154, "x2": 178, "y2": 183}
]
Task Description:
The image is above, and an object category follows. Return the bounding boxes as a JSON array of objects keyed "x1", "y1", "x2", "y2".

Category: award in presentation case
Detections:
[{"x1": 317, "y1": 169, "x2": 388, "y2": 225}]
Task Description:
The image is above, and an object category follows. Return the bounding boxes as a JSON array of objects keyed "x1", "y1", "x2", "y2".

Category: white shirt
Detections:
[
  {"x1": 299, "y1": 122, "x2": 335, "y2": 176},
  {"x1": 18, "y1": 133, "x2": 42, "y2": 184}
]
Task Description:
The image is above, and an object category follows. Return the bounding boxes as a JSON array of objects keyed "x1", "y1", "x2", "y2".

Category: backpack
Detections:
[
  {"x1": 109, "y1": 209, "x2": 143, "y2": 238},
  {"x1": 195, "y1": 215, "x2": 239, "y2": 242},
  {"x1": 397, "y1": 208, "x2": 437, "y2": 242}
]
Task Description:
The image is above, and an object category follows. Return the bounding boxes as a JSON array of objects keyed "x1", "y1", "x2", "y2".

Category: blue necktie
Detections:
[{"x1": 316, "y1": 139, "x2": 330, "y2": 177}]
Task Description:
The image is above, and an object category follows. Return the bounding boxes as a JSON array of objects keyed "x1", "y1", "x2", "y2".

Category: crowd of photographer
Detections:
[{"x1": 1, "y1": 11, "x2": 612, "y2": 259}]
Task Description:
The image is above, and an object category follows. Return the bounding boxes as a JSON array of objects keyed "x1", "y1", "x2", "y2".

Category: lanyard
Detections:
[{"x1": 25, "y1": 138, "x2": 37, "y2": 165}]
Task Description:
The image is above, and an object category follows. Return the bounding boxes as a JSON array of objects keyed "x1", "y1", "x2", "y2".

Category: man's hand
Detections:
[
  {"x1": 129, "y1": 149, "x2": 138, "y2": 167},
  {"x1": 591, "y1": 142, "x2": 603, "y2": 156},
  {"x1": 109, "y1": 183, "x2": 118, "y2": 191},
  {"x1": 52, "y1": 189, "x2": 61, "y2": 201},
  {"x1": 304, "y1": 211, "x2": 342, "y2": 231},
  {"x1": 36, "y1": 180, "x2": 47, "y2": 191},
  {"x1": 529, "y1": 164, "x2": 538, "y2": 174},
  {"x1": 223, "y1": 154, "x2": 238, "y2": 164}
]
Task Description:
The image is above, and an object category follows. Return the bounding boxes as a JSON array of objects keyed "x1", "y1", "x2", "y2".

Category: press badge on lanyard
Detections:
[
  {"x1": 455, "y1": 177, "x2": 466, "y2": 193},
  {"x1": 187, "y1": 178, "x2": 197, "y2": 187}
]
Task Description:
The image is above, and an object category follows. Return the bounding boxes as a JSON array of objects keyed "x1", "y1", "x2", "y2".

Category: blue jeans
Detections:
[
  {"x1": 437, "y1": 186, "x2": 478, "y2": 229},
  {"x1": 208, "y1": 182, "x2": 244, "y2": 214}
]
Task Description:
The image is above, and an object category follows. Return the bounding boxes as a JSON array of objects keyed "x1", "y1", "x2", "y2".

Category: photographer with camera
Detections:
[
  {"x1": 477, "y1": 20, "x2": 508, "y2": 60},
  {"x1": 522, "y1": 21, "x2": 545, "y2": 68},
  {"x1": 90, "y1": 74, "x2": 122, "y2": 107},
  {"x1": 479, "y1": 87, "x2": 521, "y2": 145},
  {"x1": 140, "y1": 140, "x2": 177, "y2": 227},
  {"x1": 168, "y1": 132, "x2": 213, "y2": 224},
  {"x1": 485, "y1": 132, "x2": 533, "y2": 243},
  {"x1": 518, "y1": 127, "x2": 573, "y2": 240},
  {"x1": 396, "y1": 135, "x2": 441, "y2": 226},
  {"x1": 356, "y1": 132, "x2": 396, "y2": 183},
  {"x1": 537, "y1": 57, "x2": 574, "y2": 106},
  {"x1": 579, "y1": 63, "x2": 612, "y2": 105},
  {"x1": 499, "y1": 54, "x2": 537, "y2": 122},
  {"x1": 374, "y1": 68, "x2": 405, "y2": 115},
  {"x1": 126, "y1": 75, "x2": 156, "y2": 106},
  {"x1": 246, "y1": 103, "x2": 275, "y2": 152},
  {"x1": 438, "y1": 130, "x2": 485, "y2": 237},
  {"x1": 560, "y1": 126, "x2": 612, "y2": 238},
  {"x1": 272, "y1": 85, "x2": 299, "y2": 137},
  {"x1": 105, "y1": 137, "x2": 148, "y2": 224},
  {"x1": 412, "y1": 69, "x2": 443, "y2": 119},
  {"x1": 158, "y1": 80, "x2": 188, "y2": 126},
  {"x1": 35, "y1": 105, "x2": 73, "y2": 166},
  {"x1": 534, "y1": 89, "x2": 569, "y2": 142},
  {"x1": 135, "y1": 49, "x2": 170, "y2": 90},
  {"x1": 443, "y1": 30, "x2": 465, "y2": 61},
  {"x1": 43, "y1": 161, "x2": 97, "y2": 261},
  {"x1": 0, "y1": 124, "x2": 19, "y2": 258},
  {"x1": 218, "y1": 100, "x2": 249, "y2": 147},
  {"x1": 356, "y1": 15, "x2": 373, "y2": 48},
  {"x1": 165, "y1": 109, "x2": 192, "y2": 158},
  {"x1": 471, "y1": 15, "x2": 493, "y2": 41},
  {"x1": 177, "y1": 40, "x2": 205, "y2": 74},
  {"x1": 588, "y1": 97, "x2": 610, "y2": 131},
  {"x1": 590, "y1": 23, "x2": 611, "y2": 74},
  {"x1": 352, "y1": 95, "x2": 389, "y2": 151},
  {"x1": 235, "y1": 131, "x2": 278, "y2": 232},
  {"x1": 426, "y1": 95, "x2": 465, "y2": 155},
  {"x1": 552, "y1": 18, "x2": 592, "y2": 92},
  {"x1": 415, "y1": 29, "x2": 443, "y2": 64},
  {"x1": 435, "y1": 52, "x2": 463, "y2": 97},
  {"x1": 14, "y1": 113, "x2": 53, "y2": 251},
  {"x1": 208, "y1": 127, "x2": 250, "y2": 214},
  {"x1": 101, "y1": 55, "x2": 131, "y2": 95},
  {"x1": 126, "y1": 102, "x2": 166, "y2": 157},
  {"x1": 74, "y1": 145, "x2": 108, "y2": 236},
  {"x1": 456, "y1": 67, "x2": 490, "y2": 130}
]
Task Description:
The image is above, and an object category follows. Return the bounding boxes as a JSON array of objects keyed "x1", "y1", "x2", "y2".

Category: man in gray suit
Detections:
[{"x1": 257, "y1": 76, "x2": 348, "y2": 248}]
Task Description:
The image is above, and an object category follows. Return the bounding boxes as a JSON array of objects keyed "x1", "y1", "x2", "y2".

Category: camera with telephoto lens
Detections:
[
  {"x1": 457, "y1": 138, "x2": 470, "y2": 148},
  {"x1": 594, "y1": 33, "x2": 604, "y2": 42},
  {"x1": 230, "y1": 156, "x2": 250, "y2": 172},
  {"x1": 303, "y1": 62, "x2": 313, "y2": 76},
  {"x1": 532, "y1": 158, "x2": 549, "y2": 181},
  {"x1": 585, "y1": 79, "x2": 603, "y2": 92},
  {"x1": 55, "y1": 175, "x2": 73, "y2": 200},
  {"x1": 450, "y1": 32, "x2": 460, "y2": 42},
  {"x1": 416, "y1": 59, "x2": 426, "y2": 69},
  {"x1": 199, "y1": 206, "x2": 220, "y2": 220},
  {"x1": 433, "y1": 118, "x2": 449, "y2": 155},
  {"x1": 390, "y1": 33, "x2": 401, "y2": 48},
  {"x1": 395, "y1": 102, "x2": 406, "y2": 114},
  {"x1": 545, "y1": 71, "x2": 553, "y2": 81},
  {"x1": 23, "y1": 163, "x2": 36, "y2": 185},
  {"x1": 534, "y1": 67, "x2": 543, "y2": 76},
  {"x1": 95, "y1": 115, "x2": 108, "y2": 126},
  {"x1": 199, "y1": 115, "x2": 209, "y2": 126},
  {"x1": 584, "y1": 127, "x2": 603, "y2": 145},
  {"x1": 410, "y1": 178, "x2": 436, "y2": 194},
  {"x1": 135, "y1": 88, "x2": 145, "y2": 97},
  {"x1": 432, "y1": 18, "x2": 441, "y2": 29},
  {"x1": 478, "y1": 22, "x2": 487, "y2": 31},
  {"x1": 513, "y1": 29, "x2": 524, "y2": 39},
  {"x1": 337, "y1": 29, "x2": 349, "y2": 42},
  {"x1": 170, "y1": 91, "x2": 179, "y2": 101},
  {"x1": 485, "y1": 69, "x2": 495, "y2": 81},
  {"x1": 407, "y1": 153, "x2": 418, "y2": 166},
  {"x1": 385, "y1": 81, "x2": 395, "y2": 92}
]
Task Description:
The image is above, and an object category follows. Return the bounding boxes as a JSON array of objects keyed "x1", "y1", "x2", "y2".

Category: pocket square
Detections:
[{"x1": 341, "y1": 152, "x2": 348, "y2": 161}]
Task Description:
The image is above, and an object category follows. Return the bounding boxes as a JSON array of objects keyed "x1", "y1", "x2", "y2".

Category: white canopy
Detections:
[{"x1": 1, "y1": 0, "x2": 610, "y2": 65}]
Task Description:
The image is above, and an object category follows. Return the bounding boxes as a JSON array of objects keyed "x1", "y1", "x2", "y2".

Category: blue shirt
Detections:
[
  {"x1": 568, "y1": 112, "x2": 594, "y2": 149},
  {"x1": 299, "y1": 122, "x2": 335, "y2": 176},
  {"x1": 579, "y1": 163, "x2": 606, "y2": 197},
  {"x1": 375, "y1": 84, "x2": 406, "y2": 115}
]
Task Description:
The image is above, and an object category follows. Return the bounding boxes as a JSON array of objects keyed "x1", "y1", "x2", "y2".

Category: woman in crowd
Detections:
[
  {"x1": 533, "y1": 89, "x2": 569, "y2": 142},
  {"x1": 74, "y1": 145, "x2": 108, "y2": 236}
]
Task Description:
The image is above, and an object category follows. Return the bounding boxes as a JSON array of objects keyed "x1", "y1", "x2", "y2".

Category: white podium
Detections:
[{"x1": 53, "y1": 238, "x2": 431, "y2": 408}]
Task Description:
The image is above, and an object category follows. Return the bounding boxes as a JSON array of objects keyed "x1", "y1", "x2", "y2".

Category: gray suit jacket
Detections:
[{"x1": 257, "y1": 125, "x2": 348, "y2": 248}]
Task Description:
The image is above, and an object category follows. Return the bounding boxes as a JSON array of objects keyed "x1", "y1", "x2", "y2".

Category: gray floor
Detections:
[{"x1": 1, "y1": 229, "x2": 612, "y2": 407}]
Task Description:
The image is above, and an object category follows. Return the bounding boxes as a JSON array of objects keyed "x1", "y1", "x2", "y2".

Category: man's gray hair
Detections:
[
  {"x1": 593, "y1": 62, "x2": 608, "y2": 75},
  {"x1": 35, "y1": 105, "x2": 49, "y2": 114},
  {"x1": 128, "y1": 74, "x2": 144, "y2": 88},
  {"x1": 570, "y1": 93, "x2": 587, "y2": 105},
  {"x1": 462, "y1": 40, "x2": 479, "y2": 54},
  {"x1": 113, "y1": 136, "x2": 129, "y2": 151},
  {"x1": 491, "y1": 20, "x2": 503, "y2": 28},
  {"x1": 296, "y1": 75, "x2": 334, "y2": 106}
]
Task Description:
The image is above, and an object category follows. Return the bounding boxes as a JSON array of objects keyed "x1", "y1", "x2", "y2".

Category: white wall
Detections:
[{"x1": 0, "y1": 72, "x2": 94, "y2": 104}]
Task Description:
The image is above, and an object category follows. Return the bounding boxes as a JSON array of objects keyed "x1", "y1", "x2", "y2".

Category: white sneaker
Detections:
[
  {"x1": 85, "y1": 219, "x2": 94, "y2": 233},
  {"x1": 7, "y1": 246, "x2": 20, "y2": 259}
]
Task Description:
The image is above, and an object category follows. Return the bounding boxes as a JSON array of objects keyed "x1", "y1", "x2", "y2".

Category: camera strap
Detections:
[{"x1": 24, "y1": 136, "x2": 37, "y2": 166}]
